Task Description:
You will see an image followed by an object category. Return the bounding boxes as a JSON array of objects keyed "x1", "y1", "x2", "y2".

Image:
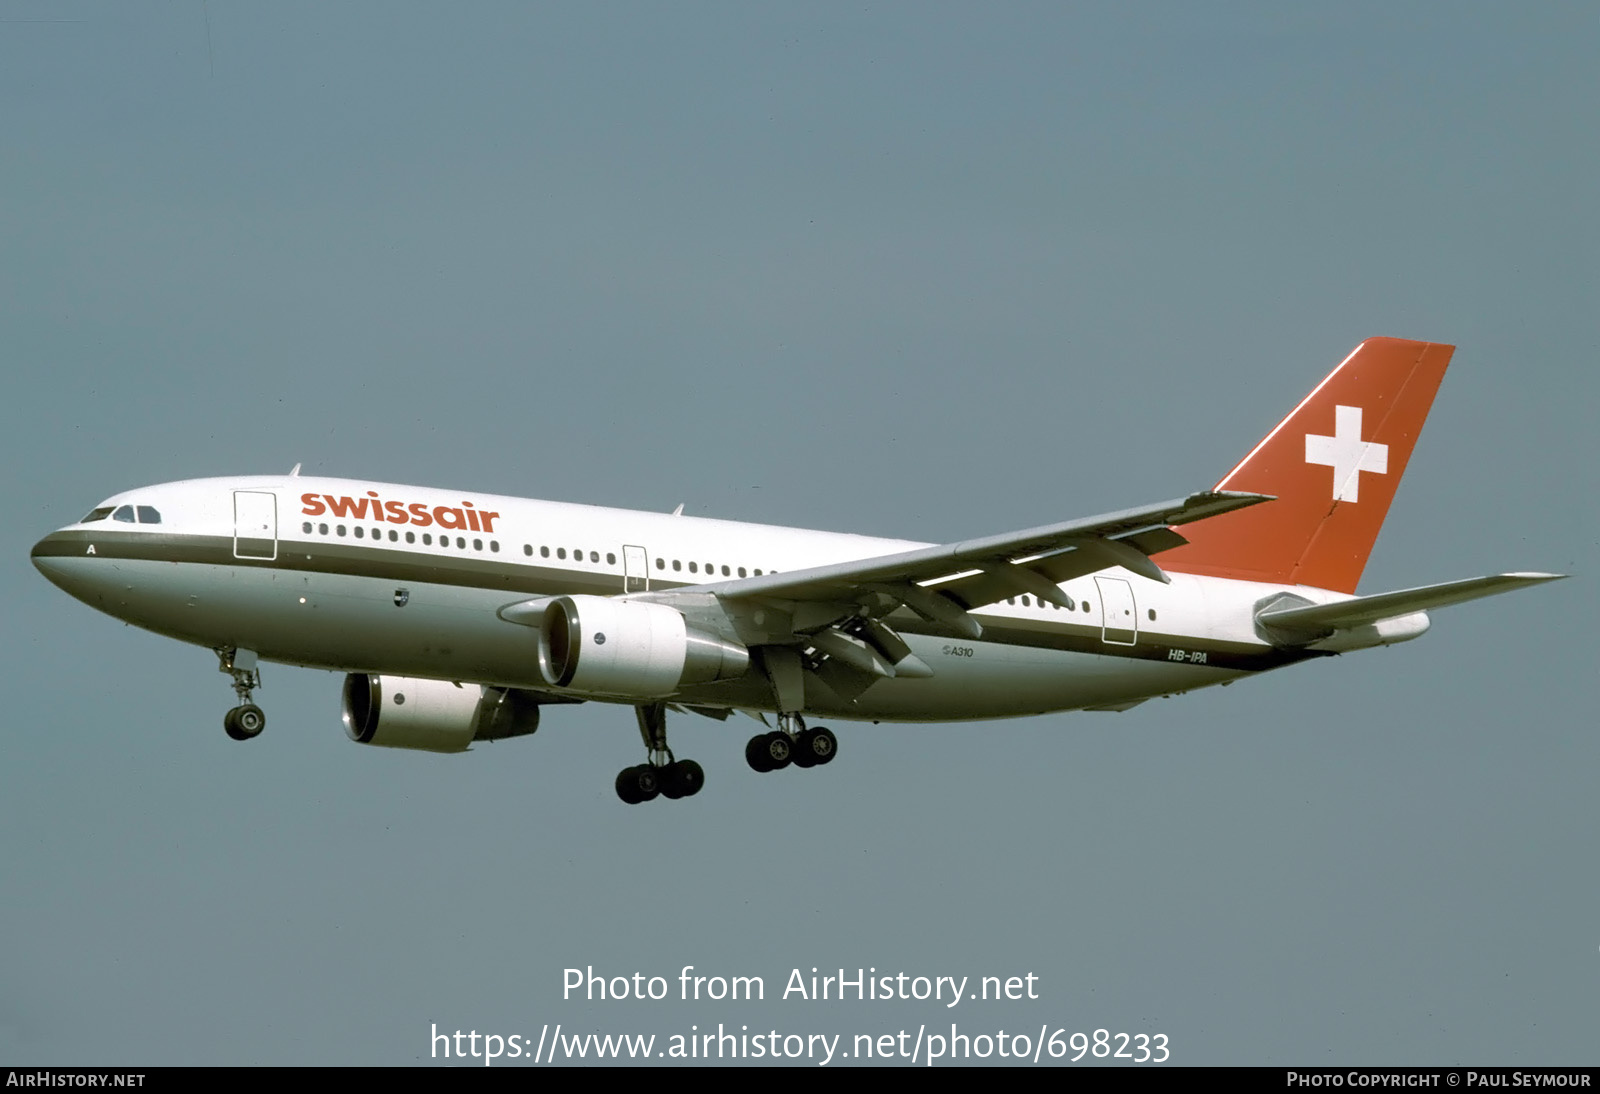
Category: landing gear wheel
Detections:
[
  {"x1": 805, "y1": 726, "x2": 837, "y2": 766},
  {"x1": 223, "y1": 704, "x2": 265, "y2": 741},
  {"x1": 759, "y1": 730, "x2": 792, "y2": 771},
  {"x1": 660, "y1": 759, "x2": 705, "y2": 799},
  {"x1": 216, "y1": 649, "x2": 265, "y2": 741},
  {"x1": 235, "y1": 704, "x2": 265, "y2": 737},
  {"x1": 615, "y1": 764, "x2": 661, "y2": 805},
  {"x1": 793, "y1": 726, "x2": 837, "y2": 766},
  {"x1": 745, "y1": 735, "x2": 773, "y2": 773}
]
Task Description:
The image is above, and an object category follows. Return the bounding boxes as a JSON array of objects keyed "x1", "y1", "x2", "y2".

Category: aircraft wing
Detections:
[{"x1": 679, "y1": 490, "x2": 1273, "y2": 637}]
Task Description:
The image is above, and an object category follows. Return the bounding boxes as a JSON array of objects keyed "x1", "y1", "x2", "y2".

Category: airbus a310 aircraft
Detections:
[{"x1": 33, "y1": 338, "x2": 1562, "y2": 803}]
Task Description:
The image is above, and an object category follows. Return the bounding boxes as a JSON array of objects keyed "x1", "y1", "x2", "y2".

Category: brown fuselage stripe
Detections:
[{"x1": 33, "y1": 530, "x2": 1324, "y2": 672}]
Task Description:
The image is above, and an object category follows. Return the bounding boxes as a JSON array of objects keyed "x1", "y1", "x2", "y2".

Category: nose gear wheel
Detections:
[{"x1": 215, "y1": 647, "x2": 267, "y2": 742}]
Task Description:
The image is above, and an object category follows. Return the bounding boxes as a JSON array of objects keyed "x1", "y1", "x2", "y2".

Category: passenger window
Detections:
[
  {"x1": 738, "y1": 567, "x2": 747, "y2": 578},
  {"x1": 406, "y1": 532, "x2": 415, "y2": 544},
  {"x1": 474, "y1": 538, "x2": 483, "y2": 551},
  {"x1": 423, "y1": 533, "x2": 432, "y2": 545},
  {"x1": 319, "y1": 523, "x2": 328, "y2": 535},
  {"x1": 136, "y1": 506, "x2": 161, "y2": 524},
  {"x1": 721, "y1": 565, "x2": 730, "y2": 576},
  {"x1": 672, "y1": 560, "x2": 682, "y2": 572},
  {"x1": 541, "y1": 546, "x2": 550, "y2": 558},
  {"x1": 389, "y1": 530, "x2": 398, "y2": 542},
  {"x1": 606, "y1": 552, "x2": 616, "y2": 565},
  {"x1": 655, "y1": 558, "x2": 664, "y2": 570},
  {"x1": 590, "y1": 551, "x2": 599, "y2": 563},
  {"x1": 490, "y1": 541, "x2": 499, "y2": 553},
  {"x1": 754, "y1": 569, "x2": 762, "y2": 576},
  {"x1": 688, "y1": 562, "x2": 698, "y2": 574},
  {"x1": 302, "y1": 522, "x2": 312, "y2": 534},
  {"x1": 1022, "y1": 596, "x2": 1031, "y2": 607},
  {"x1": 337, "y1": 525, "x2": 347, "y2": 537},
  {"x1": 557, "y1": 548, "x2": 567, "y2": 560},
  {"x1": 355, "y1": 527, "x2": 364, "y2": 539},
  {"x1": 457, "y1": 537, "x2": 466, "y2": 549},
  {"x1": 113, "y1": 505, "x2": 135, "y2": 523}
]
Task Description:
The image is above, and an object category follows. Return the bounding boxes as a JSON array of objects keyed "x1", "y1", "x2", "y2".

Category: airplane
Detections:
[{"x1": 31, "y1": 337, "x2": 1564, "y2": 804}]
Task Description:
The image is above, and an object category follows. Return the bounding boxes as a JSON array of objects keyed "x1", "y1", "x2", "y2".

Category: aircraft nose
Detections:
[
  {"x1": 32, "y1": 530, "x2": 91, "y2": 595},
  {"x1": 32, "y1": 531, "x2": 63, "y2": 574}
]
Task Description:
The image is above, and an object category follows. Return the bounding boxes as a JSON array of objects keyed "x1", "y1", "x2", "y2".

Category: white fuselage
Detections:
[{"x1": 32, "y1": 475, "x2": 1406, "y2": 722}]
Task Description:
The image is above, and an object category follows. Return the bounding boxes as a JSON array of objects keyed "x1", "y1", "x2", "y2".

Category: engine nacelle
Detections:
[
  {"x1": 538, "y1": 595, "x2": 749, "y2": 698},
  {"x1": 342, "y1": 674, "x2": 541, "y2": 753}
]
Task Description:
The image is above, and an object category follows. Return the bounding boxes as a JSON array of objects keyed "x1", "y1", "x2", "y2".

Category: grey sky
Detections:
[{"x1": 2, "y1": 2, "x2": 1594, "y2": 1065}]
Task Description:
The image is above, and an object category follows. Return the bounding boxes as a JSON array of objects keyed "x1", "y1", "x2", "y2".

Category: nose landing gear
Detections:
[{"x1": 216, "y1": 647, "x2": 266, "y2": 741}]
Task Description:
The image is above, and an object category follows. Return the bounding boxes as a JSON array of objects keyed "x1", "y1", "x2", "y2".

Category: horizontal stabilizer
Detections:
[{"x1": 1257, "y1": 572, "x2": 1566, "y2": 639}]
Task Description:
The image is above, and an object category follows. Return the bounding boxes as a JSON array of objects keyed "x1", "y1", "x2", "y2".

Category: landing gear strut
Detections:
[
  {"x1": 216, "y1": 647, "x2": 266, "y2": 741},
  {"x1": 616, "y1": 702, "x2": 704, "y2": 805},
  {"x1": 745, "y1": 713, "x2": 837, "y2": 773}
]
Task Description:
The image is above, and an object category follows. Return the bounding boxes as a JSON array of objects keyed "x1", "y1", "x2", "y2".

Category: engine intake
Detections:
[
  {"x1": 342, "y1": 674, "x2": 541, "y2": 753},
  {"x1": 538, "y1": 595, "x2": 749, "y2": 698}
]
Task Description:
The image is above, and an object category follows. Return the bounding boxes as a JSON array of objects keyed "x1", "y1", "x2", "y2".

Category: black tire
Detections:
[
  {"x1": 762, "y1": 731, "x2": 792, "y2": 770},
  {"x1": 615, "y1": 768, "x2": 641, "y2": 804},
  {"x1": 615, "y1": 765, "x2": 659, "y2": 804},
  {"x1": 631, "y1": 764, "x2": 661, "y2": 802},
  {"x1": 660, "y1": 762, "x2": 686, "y2": 800},
  {"x1": 670, "y1": 759, "x2": 704, "y2": 797},
  {"x1": 809, "y1": 727, "x2": 838, "y2": 765},
  {"x1": 223, "y1": 708, "x2": 248, "y2": 741},
  {"x1": 791, "y1": 729, "x2": 818, "y2": 768},
  {"x1": 235, "y1": 704, "x2": 265, "y2": 738},
  {"x1": 745, "y1": 735, "x2": 773, "y2": 773}
]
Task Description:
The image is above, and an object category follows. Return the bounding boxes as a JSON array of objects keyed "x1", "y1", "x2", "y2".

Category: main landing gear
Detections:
[
  {"x1": 745, "y1": 714, "x2": 837, "y2": 773},
  {"x1": 216, "y1": 647, "x2": 266, "y2": 742},
  {"x1": 616, "y1": 702, "x2": 704, "y2": 805}
]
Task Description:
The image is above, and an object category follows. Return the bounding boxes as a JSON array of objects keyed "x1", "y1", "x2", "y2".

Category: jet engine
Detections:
[
  {"x1": 342, "y1": 674, "x2": 541, "y2": 753},
  {"x1": 538, "y1": 595, "x2": 749, "y2": 698}
]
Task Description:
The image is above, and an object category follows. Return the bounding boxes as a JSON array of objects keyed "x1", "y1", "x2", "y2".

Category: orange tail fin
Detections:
[{"x1": 1159, "y1": 337, "x2": 1454, "y2": 594}]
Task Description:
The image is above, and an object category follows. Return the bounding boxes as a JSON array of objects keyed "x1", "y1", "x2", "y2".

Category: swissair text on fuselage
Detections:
[{"x1": 301, "y1": 492, "x2": 500, "y2": 533}]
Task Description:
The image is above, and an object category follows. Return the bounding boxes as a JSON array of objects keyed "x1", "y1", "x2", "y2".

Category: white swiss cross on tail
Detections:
[{"x1": 1305, "y1": 405, "x2": 1388, "y2": 503}]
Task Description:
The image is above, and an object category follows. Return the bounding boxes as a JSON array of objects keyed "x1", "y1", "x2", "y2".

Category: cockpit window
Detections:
[{"x1": 81, "y1": 503, "x2": 162, "y2": 525}]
